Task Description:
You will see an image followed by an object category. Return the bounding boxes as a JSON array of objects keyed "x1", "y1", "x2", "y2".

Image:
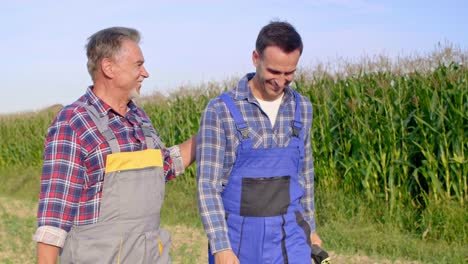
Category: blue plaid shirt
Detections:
[{"x1": 196, "y1": 73, "x2": 316, "y2": 253}]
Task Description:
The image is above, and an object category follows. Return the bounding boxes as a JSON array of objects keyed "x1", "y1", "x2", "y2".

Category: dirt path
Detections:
[{"x1": 328, "y1": 253, "x2": 420, "y2": 264}]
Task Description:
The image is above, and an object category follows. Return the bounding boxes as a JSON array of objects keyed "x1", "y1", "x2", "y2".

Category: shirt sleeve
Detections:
[
  {"x1": 163, "y1": 146, "x2": 184, "y2": 182},
  {"x1": 300, "y1": 102, "x2": 316, "y2": 232},
  {"x1": 35, "y1": 117, "x2": 85, "y2": 246},
  {"x1": 148, "y1": 120, "x2": 184, "y2": 181},
  {"x1": 196, "y1": 101, "x2": 231, "y2": 253}
]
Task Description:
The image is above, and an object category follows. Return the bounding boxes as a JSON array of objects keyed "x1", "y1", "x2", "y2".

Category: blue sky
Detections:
[{"x1": 1, "y1": 0, "x2": 467, "y2": 113}]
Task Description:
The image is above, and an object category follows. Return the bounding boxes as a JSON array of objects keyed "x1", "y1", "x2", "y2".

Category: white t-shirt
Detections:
[{"x1": 256, "y1": 94, "x2": 284, "y2": 127}]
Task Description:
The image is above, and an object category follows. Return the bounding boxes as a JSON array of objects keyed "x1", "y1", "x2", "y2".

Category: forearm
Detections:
[
  {"x1": 198, "y1": 180, "x2": 231, "y2": 253},
  {"x1": 197, "y1": 146, "x2": 231, "y2": 252},
  {"x1": 37, "y1": 242, "x2": 59, "y2": 264},
  {"x1": 179, "y1": 134, "x2": 196, "y2": 168}
]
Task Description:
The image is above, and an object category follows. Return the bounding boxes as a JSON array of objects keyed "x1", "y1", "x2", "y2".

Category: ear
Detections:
[
  {"x1": 101, "y1": 58, "x2": 114, "y2": 78},
  {"x1": 252, "y1": 50, "x2": 260, "y2": 68}
]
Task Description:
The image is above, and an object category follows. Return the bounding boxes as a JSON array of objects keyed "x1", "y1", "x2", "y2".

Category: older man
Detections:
[{"x1": 34, "y1": 27, "x2": 196, "y2": 264}]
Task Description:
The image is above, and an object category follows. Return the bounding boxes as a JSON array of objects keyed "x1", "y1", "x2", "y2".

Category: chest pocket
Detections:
[{"x1": 99, "y1": 149, "x2": 166, "y2": 222}]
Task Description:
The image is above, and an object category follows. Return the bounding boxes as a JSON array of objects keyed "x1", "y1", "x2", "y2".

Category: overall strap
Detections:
[
  {"x1": 133, "y1": 115, "x2": 156, "y2": 149},
  {"x1": 291, "y1": 90, "x2": 303, "y2": 139},
  {"x1": 81, "y1": 104, "x2": 120, "y2": 154},
  {"x1": 220, "y1": 93, "x2": 251, "y2": 144}
]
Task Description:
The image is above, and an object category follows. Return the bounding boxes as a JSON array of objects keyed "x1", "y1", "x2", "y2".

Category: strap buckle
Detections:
[
  {"x1": 236, "y1": 123, "x2": 250, "y2": 139},
  {"x1": 292, "y1": 120, "x2": 302, "y2": 138}
]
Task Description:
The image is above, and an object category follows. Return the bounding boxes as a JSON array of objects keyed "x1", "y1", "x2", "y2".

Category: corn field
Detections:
[{"x1": 296, "y1": 62, "x2": 467, "y2": 209}]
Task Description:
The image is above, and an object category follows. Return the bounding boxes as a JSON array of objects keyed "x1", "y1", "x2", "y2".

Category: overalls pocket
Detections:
[
  {"x1": 145, "y1": 228, "x2": 171, "y2": 263},
  {"x1": 240, "y1": 176, "x2": 291, "y2": 217},
  {"x1": 74, "y1": 234, "x2": 140, "y2": 264},
  {"x1": 117, "y1": 167, "x2": 165, "y2": 220}
]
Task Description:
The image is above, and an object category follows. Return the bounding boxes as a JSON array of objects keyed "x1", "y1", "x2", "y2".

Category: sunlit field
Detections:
[{"x1": 1, "y1": 45, "x2": 466, "y2": 263}]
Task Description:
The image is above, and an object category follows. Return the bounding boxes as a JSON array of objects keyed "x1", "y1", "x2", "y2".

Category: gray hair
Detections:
[{"x1": 86, "y1": 27, "x2": 141, "y2": 80}]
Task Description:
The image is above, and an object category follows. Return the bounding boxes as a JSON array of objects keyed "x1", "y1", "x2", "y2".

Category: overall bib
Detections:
[
  {"x1": 209, "y1": 91, "x2": 312, "y2": 264},
  {"x1": 60, "y1": 105, "x2": 171, "y2": 264}
]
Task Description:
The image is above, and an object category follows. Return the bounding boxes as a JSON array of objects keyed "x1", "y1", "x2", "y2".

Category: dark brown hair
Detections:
[{"x1": 255, "y1": 21, "x2": 303, "y2": 57}]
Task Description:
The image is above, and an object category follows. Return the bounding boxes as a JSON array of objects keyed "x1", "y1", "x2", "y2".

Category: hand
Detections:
[
  {"x1": 311, "y1": 232, "x2": 322, "y2": 247},
  {"x1": 180, "y1": 134, "x2": 196, "y2": 168},
  {"x1": 215, "y1": 249, "x2": 240, "y2": 264}
]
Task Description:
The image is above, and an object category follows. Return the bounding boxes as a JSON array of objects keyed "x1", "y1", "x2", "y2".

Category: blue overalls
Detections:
[{"x1": 209, "y1": 91, "x2": 312, "y2": 264}]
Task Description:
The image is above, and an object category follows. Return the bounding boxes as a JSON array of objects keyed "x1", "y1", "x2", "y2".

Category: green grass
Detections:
[
  {"x1": 0, "y1": 197, "x2": 37, "y2": 264},
  {"x1": 316, "y1": 186, "x2": 468, "y2": 263},
  {"x1": 161, "y1": 165, "x2": 202, "y2": 228},
  {"x1": 2, "y1": 178, "x2": 466, "y2": 263},
  {"x1": 0, "y1": 166, "x2": 41, "y2": 202}
]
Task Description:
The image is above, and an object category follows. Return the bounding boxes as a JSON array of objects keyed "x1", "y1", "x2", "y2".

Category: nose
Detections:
[{"x1": 141, "y1": 66, "x2": 149, "y2": 78}]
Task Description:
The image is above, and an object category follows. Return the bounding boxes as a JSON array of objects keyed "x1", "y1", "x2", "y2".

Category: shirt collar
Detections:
[
  {"x1": 233, "y1": 73, "x2": 294, "y2": 103},
  {"x1": 84, "y1": 86, "x2": 139, "y2": 117}
]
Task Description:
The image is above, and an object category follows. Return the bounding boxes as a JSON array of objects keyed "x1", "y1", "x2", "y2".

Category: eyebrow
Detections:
[{"x1": 267, "y1": 68, "x2": 296, "y2": 75}]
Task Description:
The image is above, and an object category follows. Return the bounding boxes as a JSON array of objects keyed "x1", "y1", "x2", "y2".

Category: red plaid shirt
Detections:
[{"x1": 36, "y1": 87, "x2": 181, "y2": 234}]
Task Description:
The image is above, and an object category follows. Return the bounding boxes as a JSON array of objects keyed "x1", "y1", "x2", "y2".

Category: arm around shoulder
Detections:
[{"x1": 179, "y1": 134, "x2": 197, "y2": 168}]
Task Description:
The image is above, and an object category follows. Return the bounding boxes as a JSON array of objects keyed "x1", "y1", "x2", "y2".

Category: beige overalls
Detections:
[{"x1": 60, "y1": 105, "x2": 171, "y2": 263}]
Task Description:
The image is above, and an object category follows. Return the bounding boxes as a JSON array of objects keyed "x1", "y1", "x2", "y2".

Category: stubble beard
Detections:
[{"x1": 128, "y1": 88, "x2": 140, "y2": 101}]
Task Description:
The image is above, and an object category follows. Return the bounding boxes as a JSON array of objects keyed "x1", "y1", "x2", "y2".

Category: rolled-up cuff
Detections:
[
  {"x1": 33, "y1": 225, "x2": 68, "y2": 248},
  {"x1": 168, "y1": 145, "x2": 184, "y2": 176}
]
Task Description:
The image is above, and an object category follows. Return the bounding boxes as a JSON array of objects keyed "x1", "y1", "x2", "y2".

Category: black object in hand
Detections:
[{"x1": 311, "y1": 244, "x2": 331, "y2": 264}]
